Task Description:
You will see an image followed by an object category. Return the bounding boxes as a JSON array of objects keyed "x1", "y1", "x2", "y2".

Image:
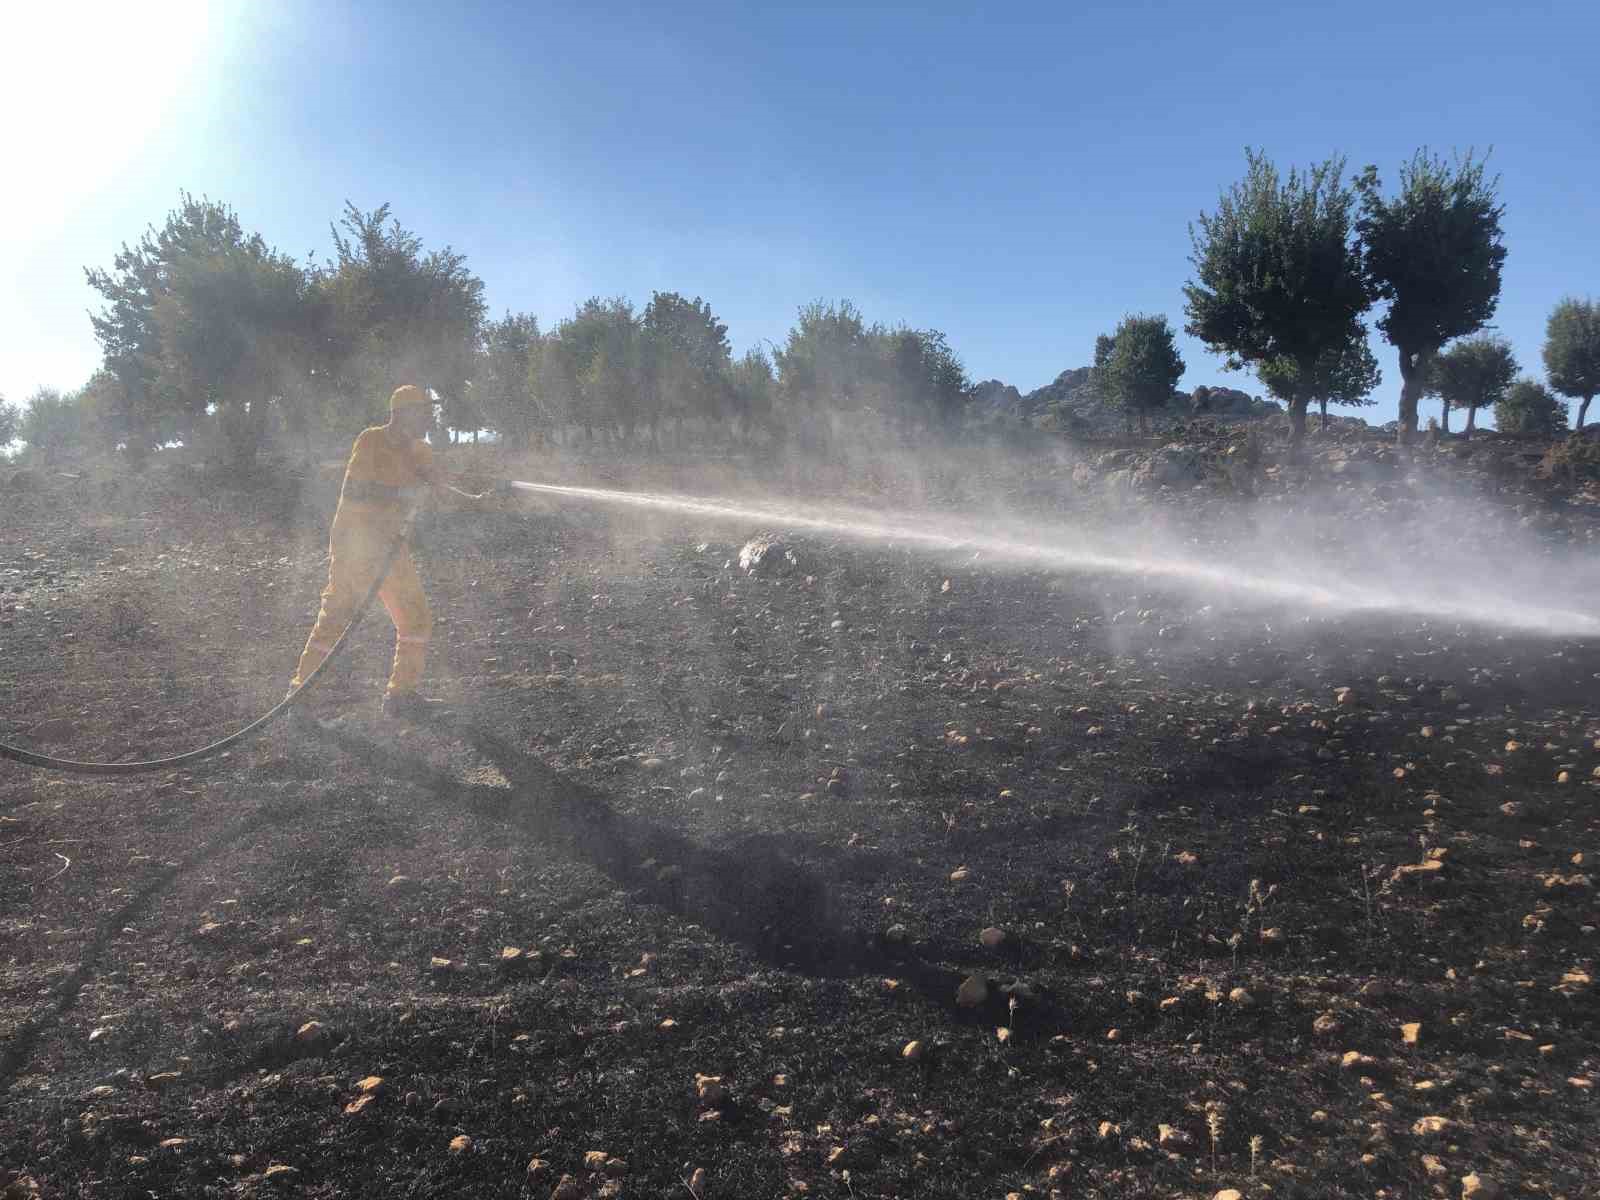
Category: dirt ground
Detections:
[{"x1": 2, "y1": 438, "x2": 1597, "y2": 1200}]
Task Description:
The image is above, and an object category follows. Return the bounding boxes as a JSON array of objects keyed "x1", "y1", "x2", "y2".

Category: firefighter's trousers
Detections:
[{"x1": 291, "y1": 525, "x2": 433, "y2": 696}]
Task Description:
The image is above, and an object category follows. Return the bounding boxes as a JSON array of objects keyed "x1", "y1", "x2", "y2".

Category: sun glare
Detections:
[{"x1": 4, "y1": 2, "x2": 213, "y2": 229}]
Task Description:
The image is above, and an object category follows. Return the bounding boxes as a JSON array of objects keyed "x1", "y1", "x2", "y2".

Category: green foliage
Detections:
[
  {"x1": 152, "y1": 226, "x2": 310, "y2": 463},
  {"x1": 17, "y1": 387, "x2": 84, "y2": 458},
  {"x1": 477, "y1": 312, "x2": 544, "y2": 447},
  {"x1": 85, "y1": 193, "x2": 259, "y2": 455},
  {"x1": 1258, "y1": 326, "x2": 1380, "y2": 413},
  {"x1": 1183, "y1": 150, "x2": 1369, "y2": 441},
  {"x1": 1429, "y1": 335, "x2": 1517, "y2": 432},
  {"x1": 642, "y1": 292, "x2": 734, "y2": 431},
  {"x1": 0, "y1": 395, "x2": 16, "y2": 448},
  {"x1": 317, "y1": 202, "x2": 487, "y2": 433},
  {"x1": 1355, "y1": 149, "x2": 1506, "y2": 438},
  {"x1": 773, "y1": 301, "x2": 970, "y2": 441},
  {"x1": 1542, "y1": 297, "x2": 1600, "y2": 428},
  {"x1": 728, "y1": 348, "x2": 777, "y2": 435},
  {"x1": 1495, "y1": 378, "x2": 1567, "y2": 436},
  {"x1": 1092, "y1": 313, "x2": 1185, "y2": 432}
]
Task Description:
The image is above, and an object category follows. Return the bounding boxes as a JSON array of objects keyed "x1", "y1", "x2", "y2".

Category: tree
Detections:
[
  {"x1": 315, "y1": 202, "x2": 486, "y2": 434},
  {"x1": 727, "y1": 348, "x2": 777, "y2": 440},
  {"x1": 1093, "y1": 314, "x2": 1185, "y2": 434},
  {"x1": 1543, "y1": 297, "x2": 1600, "y2": 431},
  {"x1": 642, "y1": 292, "x2": 733, "y2": 442},
  {"x1": 774, "y1": 300, "x2": 872, "y2": 446},
  {"x1": 1428, "y1": 335, "x2": 1517, "y2": 437},
  {"x1": 0, "y1": 395, "x2": 17, "y2": 449},
  {"x1": 17, "y1": 387, "x2": 86, "y2": 459},
  {"x1": 1184, "y1": 150, "x2": 1370, "y2": 449},
  {"x1": 1355, "y1": 150, "x2": 1507, "y2": 444},
  {"x1": 477, "y1": 312, "x2": 545, "y2": 448},
  {"x1": 85, "y1": 193, "x2": 261, "y2": 459},
  {"x1": 1495, "y1": 379, "x2": 1567, "y2": 436},
  {"x1": 1257, "y1": 325, "x2": 1381, "y2": 432},
  {"x1": 150, "y1": 228, "x2": 310, "y2": 464}
]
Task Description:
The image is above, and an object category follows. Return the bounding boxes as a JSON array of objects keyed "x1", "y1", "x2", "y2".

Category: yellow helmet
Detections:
[{"x1": 389, "y1": 384, "x2": 429, "y2": 415}]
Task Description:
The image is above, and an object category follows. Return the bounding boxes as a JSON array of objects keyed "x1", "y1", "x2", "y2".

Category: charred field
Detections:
[{"x1": 2, "y1": 433, "x2": 1598, "y2": 1199}]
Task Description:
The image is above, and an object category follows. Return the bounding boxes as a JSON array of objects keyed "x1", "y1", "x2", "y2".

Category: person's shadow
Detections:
[{"x1": 314, "y1": 712, "x2": 1065, "y2": 1032}]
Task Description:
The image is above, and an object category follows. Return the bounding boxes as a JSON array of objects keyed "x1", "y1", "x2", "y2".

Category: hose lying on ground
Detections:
[{"x1": 0, "y1": 533, "x2": 408, "y2": 776}]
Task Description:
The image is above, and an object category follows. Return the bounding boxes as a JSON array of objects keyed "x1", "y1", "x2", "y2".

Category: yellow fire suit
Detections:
[{"x1": 292, "y1": 419, "x2": 437, "y2": 697}]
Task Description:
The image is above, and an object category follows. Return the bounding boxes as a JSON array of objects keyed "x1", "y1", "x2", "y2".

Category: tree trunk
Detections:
[
  {"x1": 1580, "y1": 395, "x2": 1593, "y2": 430},
  {"x1": 1464, "y1": 405, "x2": 1477, "y2": 439},
  {"x1": 1288, "y1": 397, "x2": 1308, "y2": 456},
  {"x1": 1319, "y1": 398, "x2": 1329, "y2": 432},
  {"x1": 1440, "y1": 397, "x2": 1450, "y2": 434},
  {"x1": 1396, "y1": 347, "x2": 1430, "y2": 444}
]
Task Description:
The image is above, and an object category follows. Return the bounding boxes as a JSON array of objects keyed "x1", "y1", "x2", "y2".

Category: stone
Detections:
[
  {"x1": 738, "y1": 535, "x2": 799, "y2": 576},
  {"x1": 264, "y1": 1164, "x2": 299, "y2": 1184},
  {"x1": 1461, "y1": 1172, "x2": 1503, "y2": 1200},
  {"x1": 550, "y1": 1175, "x2": 582, "y2": 1200},
  {"x1": 901, "y1": 1040, "x2": 925, "y2": 1061},
  {"x1": 695, "y1": 1074, "x2": 729, "y2": 1106},
  {"x1": 1157, "y1": 1124, "x2": 1195, "y2": 1152},
  {"x1": 1228, "y1": 987, "x2": 1255, "y2": 1007},
  {"x1": 1412, "y1": 1114, "x2": 1452, "y2": 1138},
  {"x1": 978, "y1": 926, "x2": 1007, "y2": 949},
  {"x1": 448, "y1": 1135, "x2": 471, "y2": 1155},
  {"x1": 956, "y1": 975, "x2": 988, "y2": 1007},
  {"x1": 1401, "y1": 1022, "x2": 1422, "y2": 1045}
]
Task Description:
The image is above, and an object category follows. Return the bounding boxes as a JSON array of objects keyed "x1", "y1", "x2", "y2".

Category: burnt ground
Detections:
[{"x1": 2, "y1": 441, "x2": 1598, "y2": 1200}]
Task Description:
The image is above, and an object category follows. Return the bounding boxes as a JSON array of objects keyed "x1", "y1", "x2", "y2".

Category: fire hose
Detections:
[{"x1": 0, "y1": 527, "x2": 411, "y2": 776}]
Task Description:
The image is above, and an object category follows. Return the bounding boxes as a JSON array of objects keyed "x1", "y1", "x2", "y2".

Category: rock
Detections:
[
  {"x1": 526, "y1": 1158, "x2": 551, "y2": 1179},
  {"x1": 1401, "y1": 1022, "x2": 1422, "y2": 1045},
  {"x1": 448, "y1": 1135, "x2": 471, "y2": 1155},
  {"x1": 979, "y1": 926, "x2": 1008, "y2": 949},
  {"x1": 145, "y1": 1071, "x2": 183, "y2": 1090},
  {"x1": 956, "y1": 975, "x2": 989, "y2": 1008},
  {"x1": 1334, "y1": 687, "x2": 1357, "y2": 706},
  {"x1": 1228, "y1": 987, "x2": 1254, "y2": 1007},
  {"x1": 1412, "y1": 1114, "x2": 1453, "y2": 1138},
  {"x1": 1157, "y1": 1124, "x2": 1195, "y2": 1152},
  {"x1": 1461, "y1": 1174, "x2": 1504, "y2": 1200},
  {"x1": 1215, "y1": 1191, "x2": 1245, "y2": 1200},
  {"x1": 949, "y1": 865, "x2": 971, "y2": 883},
  {"x1": 386, "y1": 874, "x2": 414, "y2": 891},
  {"x1": 687, "y1": 1167, "x2": 708, "y2": 1198},
  {"x1": 550, "y1": 1175, "x2": 582, "y2": 1200},
  {"x1": 583, "y1": 1151, "x2": 610, "y2": 1170},
  {"x1": 264, "y1": 1164, "x2": 299, "y2": 1184},
  {"x1": 499, "y1": 946, "x2": 525, "y2": 967},
  {"x1": 1341, "y1": 1051, "x2": 1379, "y2": 1071},
  {"x1": 344, "y1": 1094, "x2": 377, "y2": 1116},
  {"x1": 738, "y1": 535, "x2": 799, "y2": 576},
  {"x1": 901, "y1": 1040, "x2": 926, "y2": 1061},
  {"x1": 1312, "y1": 1012, "x2": 1342, "y2": 1037},
  {"x1": 1392, "y1": 860, "x2": 1444, "y2": 883},
  {"x1": 294, "y1": 1021, "x2": 328, "y2": 1045},
  {"x1": 695, "y1": 1074, "x2": 729, "y2": 1106}
]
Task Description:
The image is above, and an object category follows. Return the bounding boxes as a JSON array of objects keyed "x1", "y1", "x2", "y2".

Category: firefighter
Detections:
[{"x1": 288, "y1": 384, "x2": 488, "y2": 722}]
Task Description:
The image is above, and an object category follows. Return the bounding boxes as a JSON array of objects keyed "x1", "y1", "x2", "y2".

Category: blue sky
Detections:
[{"x1": 4, "y1": 0, "x2": 1597, "y2": 425}]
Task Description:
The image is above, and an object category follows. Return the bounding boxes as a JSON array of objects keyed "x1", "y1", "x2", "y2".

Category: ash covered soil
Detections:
[{"x1": 2, "y1": 432, "x2": 1598, "y2": 1199}]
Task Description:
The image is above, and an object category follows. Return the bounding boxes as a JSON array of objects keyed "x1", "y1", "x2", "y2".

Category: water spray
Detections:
[{"x1": 509, "y1": 480, "x2": 1600, "y2": 639}]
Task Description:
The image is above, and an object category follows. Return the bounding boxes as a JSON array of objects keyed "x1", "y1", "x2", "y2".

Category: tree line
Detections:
[
  {"x1": 2, "y1": 197, "x2": 969, "y2": 466},
  {"x1": 3, "y1": 153, "x2": 1595, "y2": 464}
]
